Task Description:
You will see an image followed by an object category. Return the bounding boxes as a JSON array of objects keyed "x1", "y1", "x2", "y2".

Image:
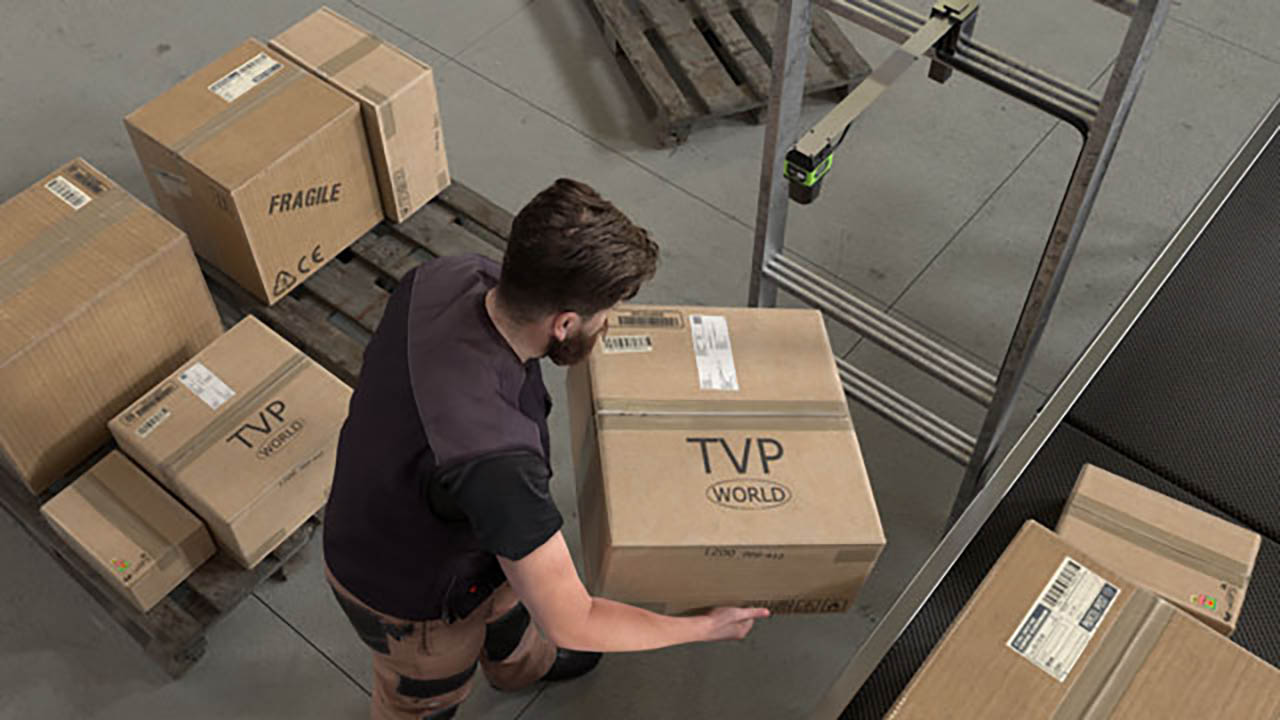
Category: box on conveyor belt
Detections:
[
  {"x1": 567, "y1": 305, "x2": 884, "y2": 614},
  {"x1": 41, "y1": 451, "x2": 215, "y2": 613},
  {"x1": 124, "y1": 39, "x2": 382, "y2": 304},
  {"x1": 889, "y1": 521, "x2": 1280, "y2": 719},
  {"x1": 1057, "y1": 463, "x2": 1260, "y2": 636},
  {"x1": 108, "y1": 317, "x2": 351, "y2": 568},
  {"x1": 270, "y1": 7, "x2": 450, "y2": 223},
  {"x1": 0, "y1": 158, "x2": 222, "y2": 495}
]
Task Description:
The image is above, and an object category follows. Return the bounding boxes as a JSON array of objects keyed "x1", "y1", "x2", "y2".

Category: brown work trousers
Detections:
[{"x1": 327, "y1": 567, "x2": 557, "y2": 720}]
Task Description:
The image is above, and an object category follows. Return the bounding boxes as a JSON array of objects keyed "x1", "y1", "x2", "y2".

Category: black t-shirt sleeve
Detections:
[{"x1": 437, "y1": 453, "x2": 563, "y2": 560}]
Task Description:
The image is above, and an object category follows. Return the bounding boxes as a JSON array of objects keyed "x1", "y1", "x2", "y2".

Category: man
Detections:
[{"x1": 324, "y1": 179, "x2": 770, "y2": 719}]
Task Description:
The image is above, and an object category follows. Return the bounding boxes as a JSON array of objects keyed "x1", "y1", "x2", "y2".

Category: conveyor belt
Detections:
[
  {"x1": 840, "y1": 424, "x2": 1280, "y2": 719},
  {"x1": 1068, "y1": 106, "x2": 1280, "y2": 541}
]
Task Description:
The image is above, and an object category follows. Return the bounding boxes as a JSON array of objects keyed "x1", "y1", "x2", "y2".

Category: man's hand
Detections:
[{"x1": 498, "y1": 531, "x2": 770, "y2": 652}]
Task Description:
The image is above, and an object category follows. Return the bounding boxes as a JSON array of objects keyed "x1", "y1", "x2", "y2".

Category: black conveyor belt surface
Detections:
[
  {"x1": 1068, "y1": 116, "x2": 1280, "y2": 541},
  {"x1": 840, "y1": 424, "x2": 1280, "y2": 720}
]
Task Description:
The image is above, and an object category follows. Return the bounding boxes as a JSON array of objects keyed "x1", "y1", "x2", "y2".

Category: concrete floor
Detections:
[{"x1": 2, "y1": 1, "x2": 1278, "y2": 718}]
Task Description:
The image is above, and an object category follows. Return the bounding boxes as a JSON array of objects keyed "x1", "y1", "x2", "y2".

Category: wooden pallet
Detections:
[
  {"x1": 0, "y1": 446, "x2": 319, "y2": 678},
  {"x1": 589, "y1": 0, "x2": 871, "y2": 146},
  {"x1": 204, "y1": 181, "x2": 514, "y2": 388}
]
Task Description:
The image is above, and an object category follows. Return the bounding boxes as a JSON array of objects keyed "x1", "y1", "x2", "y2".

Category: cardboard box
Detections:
[
  {"x1": 0, "y1": 158, "x2": 222, "y2": 494},
  {"x1": 109, "y1": 317, "x2": 351, "y2": 568},
  {"x1": 1057, "y1": 464, "x2": 1260, "y2": 636},
  {"x1": 124, "y1": 39, "x2": 383, "y2": 304},
  {"x1": 889, "y1": 522, "x2": 1280, "y2": 719},
  {"x1": 41, "y1": 451, "x2": 215, "y2": 613},
  {"x1": 271, "y1": 7, "x2": 450, "y2": 222},
  {"x1": 567, "y1": 306, "x2": 884, "y2": 614}
]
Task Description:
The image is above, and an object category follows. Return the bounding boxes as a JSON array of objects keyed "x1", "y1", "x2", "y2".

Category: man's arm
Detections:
[{"x1": 499, "y1": 532, "x2": 768, "y2": 653}]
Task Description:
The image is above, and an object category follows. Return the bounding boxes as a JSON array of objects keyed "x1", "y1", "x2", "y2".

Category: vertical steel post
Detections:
[{"x1": 748, "y1": 0, "x2": 814, "y2": 308}]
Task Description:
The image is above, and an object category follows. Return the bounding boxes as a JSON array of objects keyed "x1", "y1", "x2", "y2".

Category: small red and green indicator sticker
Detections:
[
  {"x1": 112, "y1": 558, "x2": 131, "y2": 574},
  {"x1": 1191, "y1": 593, "x2": 1218, "y2": 611}
]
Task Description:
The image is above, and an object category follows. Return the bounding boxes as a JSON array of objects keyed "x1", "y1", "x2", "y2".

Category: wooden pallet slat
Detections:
[
  {"x1": 686, "y1": 0, "x2": 773, "y2": 101},
  {"x1": 393, "y1": 203, "x2": 504, "y2": 263},
  {"x1": 299, "y1": 257, "x2": 389, "y2": 333},
  {"x1": 636, "y1": 0, "x2": 754, "y2": 115},
  {"x1": 596, "y1": 0, "x2": 699, "y2": 142},
  {"x1": 437, "y1": 183, "x2": 514, "y2": 244},
  {"x1": 350, "y1": 233, "x2": 421, "y2": 282},
  {"x1": 809, "y1": 6, "x2": 872, "y2": 87}
]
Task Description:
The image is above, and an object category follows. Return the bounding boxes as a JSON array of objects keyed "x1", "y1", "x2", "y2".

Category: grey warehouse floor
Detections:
[{"x1": 1, "y1": 1, "x2": 1278, "y2": 718}]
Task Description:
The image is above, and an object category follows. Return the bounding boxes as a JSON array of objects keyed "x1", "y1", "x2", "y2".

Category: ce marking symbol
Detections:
[{"x1": 297, "y1": 245, "x2": 325, "y2": 275}]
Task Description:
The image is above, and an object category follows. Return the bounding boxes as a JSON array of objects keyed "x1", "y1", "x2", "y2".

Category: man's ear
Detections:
[{"x1": 550, "y1": 311, "x2": 579, "y2": 341}]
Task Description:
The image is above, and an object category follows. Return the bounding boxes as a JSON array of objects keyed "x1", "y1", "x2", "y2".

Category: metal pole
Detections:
[
  {"x1": 748, "y1": 0, "x2": 813, "y2": 308},
  {"x1": 950, "y1": 0, "x2": 1170, "y2": 522}
]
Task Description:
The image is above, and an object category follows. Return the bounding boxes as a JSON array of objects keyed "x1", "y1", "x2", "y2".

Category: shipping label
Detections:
[
  {"x1": 209, "y1": 52, "x2": 283, "y2": 102},
  {"x1": 135, "y1": 408, "x2": 171, "y2": 438},
  {"x1": 45, "y1": 175, "x2": 92, "y2": 210},
  {"x1": 179, "y1": 362, "x2": 236, "y2": 411},
  {"x1": 1007, "y1": 556, "x2": 1120, "y2": 682},
  {"x1": 690, "y1": 314, "x2": 738, "y2": 391},
  {"x1": 614, "y1": 309, "x2": 684, "y2": 329}
]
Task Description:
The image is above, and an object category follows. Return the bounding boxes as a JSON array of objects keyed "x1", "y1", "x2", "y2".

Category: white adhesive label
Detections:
[
  {"x1": 45, "y1": 176, "x2": 91, "y2": 210},
  {"x1": 135, "y1": 408, "x2": 171, "y2": 438},
  {"x1": 209, "y1": 52, "x2": 283, "y2": 102},
  {"x1": 602, "y1": 335, "x2": 653, "y2": 354},
  {"x1": 690, "y1": 315, "x2": 738, "y2": 391},
  {"x1": 179, "y1": 362, "x2": 235, "y2": 411},
  {"x1": 1007, "y1": 556, "x2": 1120, "y2": 682}
]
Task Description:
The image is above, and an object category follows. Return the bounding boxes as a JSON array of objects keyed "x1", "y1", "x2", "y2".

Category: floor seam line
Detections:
[
  {"x1": 513, "y1": 685, "x2": 548, "y2": 719},
  {"x1": 1168, "y1": 16, "x2": 1280, "y2": 66},
  {"x1": 345, "y1": 0, "x2": 453, "y2": 61},
  {"x1": 453, "y1": 0, "x2": 541, "y2": 59},
  {"x1": 253, "y1": 593, "x2": 371, "y2": 698}
]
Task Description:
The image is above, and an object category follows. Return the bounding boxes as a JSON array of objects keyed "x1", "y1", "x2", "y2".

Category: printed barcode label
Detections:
[
  {"x1": 135, "y1": 408, "x2": 171, "y2": 438},
  {"x1": 209, "y1": 52, "x2": 283, "y2": 102},
  {"x1": 617, "y1": 312, "x2": 683, "y2": 329},
  {"x1": 602, "y1": 335, "x2": 653, "y2": 354},
  {"x1": 1007, "y1": 556, "x2": 1120, "y2": 682},
  {"x1": 179, "y1": 362, "x2": 236, "y2": 411},
  {"x1": 690, "y1": 315, "x2": 739, "y2": 391},
  {"x1": 45, "y1": 176, "x2": 91, "y2": 210}
]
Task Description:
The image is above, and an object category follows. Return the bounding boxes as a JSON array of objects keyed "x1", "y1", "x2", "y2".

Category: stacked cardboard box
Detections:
[
  {"x1": 889, "y1": 522, "x2": 1280, "y2": 718},
  {"x1": 109, "y1": 317, "x2": 351, "y2": 568},
  {"x1": 568, "y1": 305, "x2": 884, "y2": 614},
  {"x1": 271, "y1": 7, "x2": 450, "y2": 223},
  {"x1": 0, "y1": 158, "x2": 222, "y2": 494},
  {"x1": 41, "y1": 451, "x2": 215, "y2": 613},
  {"x1": 125, "y1": 39, "x2": 383, "y2": 304},
  {"x1": 1057, "y1": 464, "x2": 1260, "y2": 636}
]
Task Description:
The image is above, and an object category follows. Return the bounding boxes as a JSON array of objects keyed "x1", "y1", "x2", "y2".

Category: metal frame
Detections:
[
  {"x1": 748, "y1": 0, "x2": 1170, "y2": 518},
  {"x1": 807, "y1": 96, "x2": 1280, "y2": 720}
]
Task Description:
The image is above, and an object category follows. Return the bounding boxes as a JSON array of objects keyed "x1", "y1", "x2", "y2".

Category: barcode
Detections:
[
  {"x1": 135, "y1": 408, "x2": 171, "y2": 438},
  {"x1": 45, "y1": 176, "x2": 91, "y2": 210},
  {"x1": 209, "y1": 52, "x2": 282, "y2": 102},
  {"x1": 602, "y1": 335, "x2": 653, "y2": 354},
  {"x1": 1043, "y1": 559, "x2": 1081, "y2": 609},
  {"x1": 616, "y1": 313, "x2": 682, "y2": 329}
]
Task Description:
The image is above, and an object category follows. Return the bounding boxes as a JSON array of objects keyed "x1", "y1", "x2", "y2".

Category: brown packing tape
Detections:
[
  {"x1": 173, "y1": 64, "x2": 301, "y2": 154},
  {"x1": 357, "y1": 85, "x2": 397, "y2": 140},
  {"x1": 597, "y1": 413, "x2": 852, "y2": 432},
  {"x1": 160, "y1": 352, "x2": 311, "y2": 476},
  {"x1": 0, "y1": 188, "x2": 134, "y2": 305},
  {"x1": 76, "y1": 470, "x2": 178, "y2": 586},
  {"x1": 1070, "y1": 494, "x2": 1252, "y2": 587},
  {"x1": 318, "y1": 34, "x2": 382, "y2": 75},
  {"x1": 1052, "y1": 592, "x2": 1175, "y2": 719},
  {"x1": 595, "y1": 397, "x2": 851, "y2": 417},
  {"x1": 243, "y1": 527, "x2": 288, "y2": 568}
]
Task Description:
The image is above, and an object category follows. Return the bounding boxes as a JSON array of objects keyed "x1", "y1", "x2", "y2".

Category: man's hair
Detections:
[{"x1": 498, "y1": 178, "x2": 659, "y2": 322}]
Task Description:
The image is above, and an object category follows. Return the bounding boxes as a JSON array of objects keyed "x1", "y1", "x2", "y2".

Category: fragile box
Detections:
[
  {"x1": 42, "y1": 451, "x2": 215, "y2": 613},
  {"x1": 271, "y1": 7, "x2": 450, "y2": 222},
  {"x1": 0, "y1": 158, "x2": 222, "y2": 494},
  {"x1": 109, "y1": 317, "x2": 351, "y2": 568},
  {"x1": 888, "y1": 522, "x2": 1280, "y2": 719},
  {"x1": 125, "y1": 39, "x2": 382, "y2": 304},
  {"x1": 567, "y1": 305, "x2": 884, "y2": 614},
  {"x1": 1057, "y1": 463, "x2": 1260, "y2": 636}
]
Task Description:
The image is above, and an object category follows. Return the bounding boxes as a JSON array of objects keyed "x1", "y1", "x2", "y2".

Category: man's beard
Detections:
[{"x1": 546, "y1": 325, "x2": 606, "y2": 366}]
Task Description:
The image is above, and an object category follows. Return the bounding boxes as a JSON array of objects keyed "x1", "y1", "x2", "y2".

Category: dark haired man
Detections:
[{"x1": 323, "y1": 179, "x2": 770, "y2": 719}]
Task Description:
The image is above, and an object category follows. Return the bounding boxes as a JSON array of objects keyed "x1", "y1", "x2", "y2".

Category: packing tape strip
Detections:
[
  {"x1": 160, "y1": 352, "x2": 311, "y2": 476},
  {"x1": 172, "y1": 64, "x2": 301, "y2": 154},
  {"x1": 0, "y1": 188, "x2": 134, "y2": 305},
  {"x1": 597, "y1": 413, "x2": 852, "y2": 432},
  {"x1": 357, "y1": 84, "x2": 397, "y2": 140},
  {"x1": 77, "y1": 468, "x2": 180, "y2": 583},
  {"x1": 319, "y1": 34, "x2": 383, "y2": 75},
  {"x1": 1052, "y1": 592, "x2": 1175, "y2": 719},
  {"x1": 242, "y1": 527, "x2": 289, "y2": 568},
  {"x1": 595, "y1": 397, "x2": 851, "y2": 417},
  {"x1": 1069, "y1": 494, "x2": 1252, "y2": 588}
]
